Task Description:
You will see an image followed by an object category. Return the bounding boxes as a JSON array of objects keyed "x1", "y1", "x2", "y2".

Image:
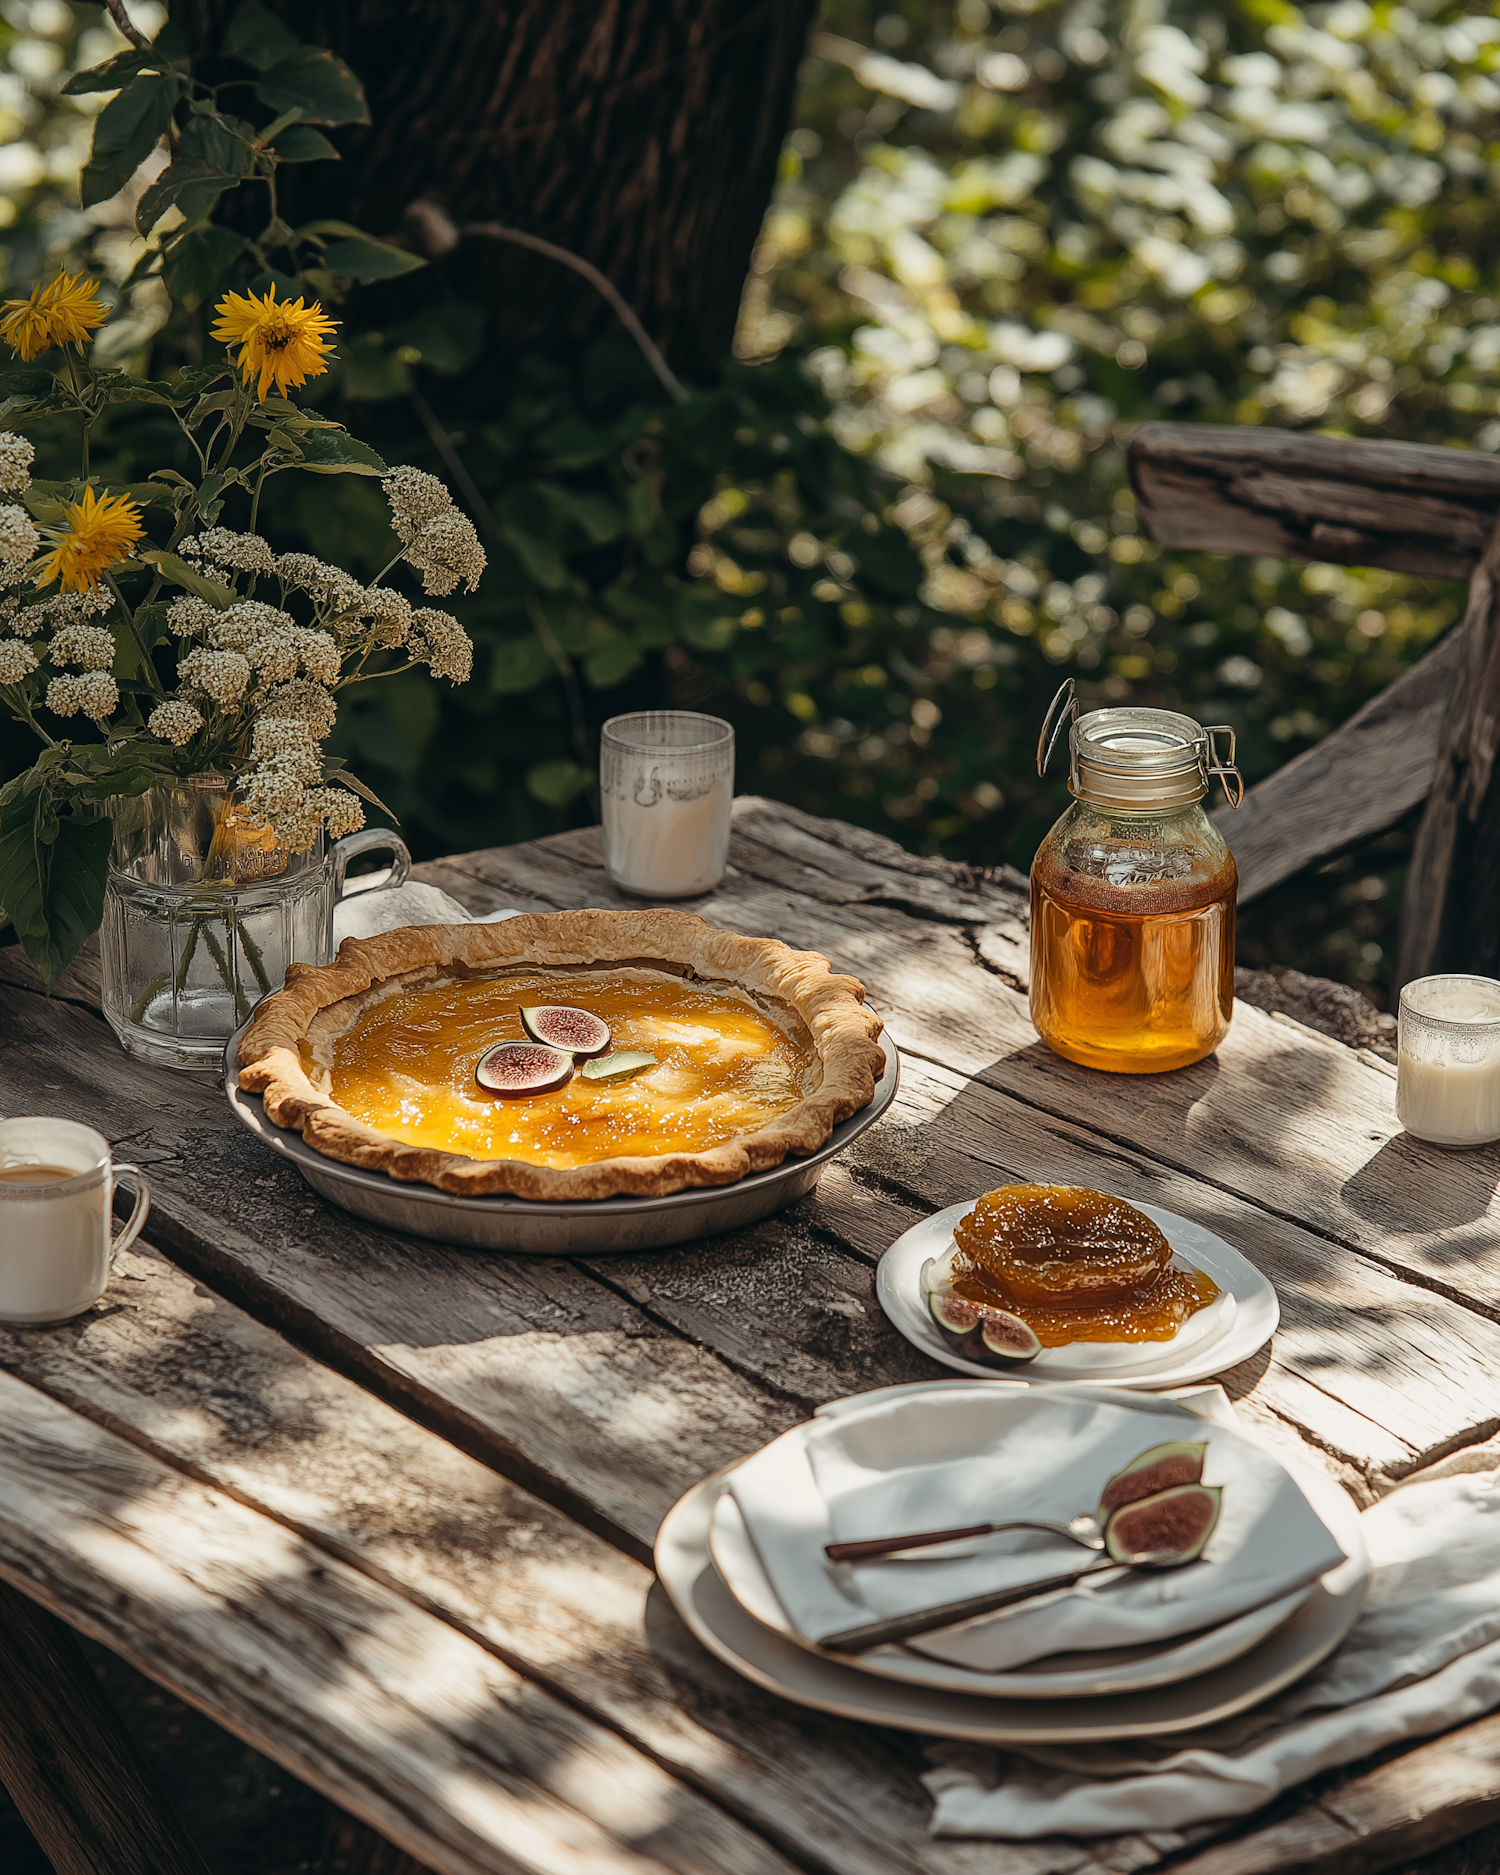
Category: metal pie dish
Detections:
[{"x1": 223, "y1": 1019, "x2": 899, "y2": 1254}]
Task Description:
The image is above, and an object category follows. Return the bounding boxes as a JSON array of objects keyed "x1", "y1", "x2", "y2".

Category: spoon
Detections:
[
  {"x1": 825, "y1": 1513, "x2": 1105, "y2": 1566},
  {"x1": 817, "y1": 1544, "x2": 1191, "y2": 1655}
]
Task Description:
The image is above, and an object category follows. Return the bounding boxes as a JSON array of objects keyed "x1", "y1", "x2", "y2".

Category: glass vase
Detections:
[{"x1": 99, "y1": 774, "x2": 409, "y2": 1071}]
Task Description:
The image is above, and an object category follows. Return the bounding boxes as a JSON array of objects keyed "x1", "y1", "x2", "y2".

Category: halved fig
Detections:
[
  {"x1": 580, "y1": 1050, "x2": 656, "y2": 1083},
  {"x1": 475, "y1": 1042, "x2": 574, "y2": 1096},
  {"x1": 927, "y1": 1292, "x2": 1041, "y2": 1367},
  {"x1": 978, "y1": 1312, "x2": 1042, "y2": 1366},
  {"x1": 1105, "y1": 1482, "x2": 1221, "y2": 1565},
  {"x1": 519, "y1": 1005, "x2": 611, "y2": 1057},
  {"x1": 1097, "y1": 1441, "x2": 1207, "y2": 1522}
]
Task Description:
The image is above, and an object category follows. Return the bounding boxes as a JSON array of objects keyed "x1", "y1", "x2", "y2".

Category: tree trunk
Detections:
[{"x1": 180, "y1": 0, "x2": 818, "y2": 376}]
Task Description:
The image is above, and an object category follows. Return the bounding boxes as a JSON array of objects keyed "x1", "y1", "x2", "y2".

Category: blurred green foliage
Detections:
[{"x1": 5, "y1": 0, "x2": 1499, "y2": 1003}]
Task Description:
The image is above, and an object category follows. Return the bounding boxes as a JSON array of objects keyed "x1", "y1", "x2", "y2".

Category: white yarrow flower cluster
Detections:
[
  {"x1": 179, "y1": 529, "x2": 277, "y2": 573},
  {"x1": 177, "y1": 646, "x2": 252, "y2": 707},
  {"x1": 0, "y1": 504, "x2": 40, "y2": 570},
  {"x1": 169, "y1": 594, "x2": 218, "y2": 638},
  {"x1": 27, "y1": 587, "x2": 112, "y2": 626},
  {"x1": 0, "y1": 637, "x2": 37, "y2": 684},
  {"x1": 382, "y1": 464, "x2": 486, "y2": 597},
  {"x1": 0, "y1": 432, "x2": 34, "y2": 494},
  {"x1": 46, "y1": 671, "x2": 118, "y2": 721},
  {"x1": 47, "y1": 624, "x2": 116, "y2": 672},
  {"x1": 359, "y1": 585, "x2": 411, "y2": 647},
  {"x1": 275, "y1": 553, "x2": 364, "y2": 611},
  {"x1": 408, "y1": 607, "x2": 474, "y2": 683},
  {"x1": 147, "y1": 699, "x2": 204, "y2": 746},
  {"x1": 260, "y1": 677, "x2": 338, "y2": 739}
]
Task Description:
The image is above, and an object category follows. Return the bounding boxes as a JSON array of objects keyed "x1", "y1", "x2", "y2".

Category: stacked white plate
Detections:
[
  {"x1": 656, "y1": 1383, "x2": 1370, "y2": 1743},
  {"x1": 877, "y1": 1198, "x2": 1280, "y2": 1389}
]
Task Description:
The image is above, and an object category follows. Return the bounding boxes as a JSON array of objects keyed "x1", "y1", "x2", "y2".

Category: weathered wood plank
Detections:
[
  {"x1": 1168, "y1": 1711, "x2": 1500, "y2": 1875},
  {"x1": 1397, "y1": 516, "x2": 1500, "y2": 987},
  {"x1": 0, "y1": 1369, "x2": 786, "y2": 1875},
  {"x1": 0, "y1": 1241, "x2": 994, "y2": 1875},
  {"x1": 1211, "y1": 625, "x2": 1464, "y2": 905},
  {"x1": 1129, "y1": 422, "x2": 1500, "y2": 580},
  {"x1": 0, "y1": 934, "x2": 104, "y2": 1016},
  {"x1": 0, "y1": 1577, "x2": 212, "y2": 1875}
]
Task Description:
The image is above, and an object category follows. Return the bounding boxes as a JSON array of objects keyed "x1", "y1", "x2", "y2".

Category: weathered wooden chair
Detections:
[{"x1": 1129, "y1": 423, "x2": 1500, "y2": 989}]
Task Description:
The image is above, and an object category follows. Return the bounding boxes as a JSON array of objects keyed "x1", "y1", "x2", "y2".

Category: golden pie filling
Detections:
[{"x1": 328, "y1": 970, "x2": 815, "y2": 1168}]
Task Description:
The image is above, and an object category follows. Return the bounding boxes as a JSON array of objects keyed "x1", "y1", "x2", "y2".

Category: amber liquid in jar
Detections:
[{"x1": 1030, "y1": 809, "x2": 1236, "y2": 1075}]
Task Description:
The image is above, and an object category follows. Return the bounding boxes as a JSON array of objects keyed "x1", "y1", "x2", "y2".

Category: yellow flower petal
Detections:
[
  {"x1": 35, "y1": 487, "x2": 144, "y2": 594},
  {"x1": 0, "y1": 273, "x2": 108, "y2": 362},
  {"x1": 210, "y1": 283, "x2": 338, "y2": 400}
]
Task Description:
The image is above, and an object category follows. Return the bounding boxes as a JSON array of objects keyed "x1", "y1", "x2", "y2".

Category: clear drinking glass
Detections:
[
  {"x1": 100, "y1": 775, "x2": 410, "y2": 1071},
  {"x1": 600, "y1": 712, "x2": 734, "y2": 899},
  {"x1": 1396, "y1": 974, "x2": 1500, "y2": 1148}
]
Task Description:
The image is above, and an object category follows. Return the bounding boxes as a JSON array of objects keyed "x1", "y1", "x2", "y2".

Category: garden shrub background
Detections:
[{"x1": 3, "y1": 0, "x2": 1497, "y2": 1004}]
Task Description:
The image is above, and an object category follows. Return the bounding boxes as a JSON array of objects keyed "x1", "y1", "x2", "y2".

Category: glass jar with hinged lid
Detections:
[{"x1": 1029, "y1": 681, "x2": 1244, "y2": 1074}]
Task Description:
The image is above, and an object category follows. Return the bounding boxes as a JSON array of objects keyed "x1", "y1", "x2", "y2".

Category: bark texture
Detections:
[{"x1": 181, "y1": 0, "x2": 818, "y2": 375}]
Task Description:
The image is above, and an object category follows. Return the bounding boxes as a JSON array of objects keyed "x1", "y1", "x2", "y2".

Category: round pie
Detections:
[{"x1": 236, "y1": 908, "x2": 886, "y2": 1200}]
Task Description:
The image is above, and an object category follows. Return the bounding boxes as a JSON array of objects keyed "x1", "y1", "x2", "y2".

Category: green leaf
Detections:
[
  {"x1": 81, "y1": 71, "x2": 178, "y2": 210},
  {"x1": 41, "y1": 814, "x2": 113, "y2": 990},
  {"x1": 385, "y1": 300, "x2": 485, "y2": 375},
  {"x1": 222, "y1": 0, "x2": 300, "y2": 72},
  {"x1": 526, "y1": 760, "x2": 589, "y2": 807},
  {"x1": 0, "y1": 786, "x2": 110, "y2": 991},
  {"x1": 316, "y1": 236, "x2": 425, "y2": 282},
  {"x1": 62, "y1": 48, "x2": 163, "y2": 95},
  {"x1": 255, "y1": 48, "x2": 371, "y2": 127},
  {"x1": 101, "y1": 378, "x2": 183, "y2": 408},
  {"x1": 502, "y1": 524, "x2": 567, "y2": 591},
  {"x1": 326, "y1": 765, "x2": 398, "y2": 821},
  {"x1": 489, "y1": 634, "x2": 554, "y2": 695},
  {"x1": 136, "y1": 115, "x2": 255, "y2": 237},
  {"x1": 289, "y1": 430, "x2": 388, "y2": 476},
  {"x1": 139, "y1": 550, "x2": 238, "y2": 609},
  {"x1": 161, "y1": 226, "x2": 246, "y2": 311},
  {"x1": 540, "y1": 483, "x2": 624, "y2": 546},
  {"x1": 269, "y1": 124, "x2": 339, "y2": 163},
  {"x1": 583, "y1": 627, "x2": 643, "y2": 689}
]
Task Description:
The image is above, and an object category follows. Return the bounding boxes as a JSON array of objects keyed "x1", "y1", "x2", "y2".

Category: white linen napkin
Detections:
[
  {"x1": 727, "y1": 1385, "x2": 1344, "y2": 1668},
  {"x1": 333, "y1": 876, "x2": 522, "y2": 945},
  {"x1": 924, "y1": 1464, "x2": 1500, "y2": 1840}
]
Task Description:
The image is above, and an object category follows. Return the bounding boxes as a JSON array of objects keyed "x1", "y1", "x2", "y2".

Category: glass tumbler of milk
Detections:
[
  {"x1": 601, "y1": 712, "x2": 734, "y2": 899},
  {"x1": 1397, "y1": 975, "x2": 1500, "y2": 1147}
]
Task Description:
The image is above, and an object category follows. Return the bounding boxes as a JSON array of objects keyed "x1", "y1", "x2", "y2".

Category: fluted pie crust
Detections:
[{"x1": 235, "y1": 908, "x2": 886, "y2": 1201}]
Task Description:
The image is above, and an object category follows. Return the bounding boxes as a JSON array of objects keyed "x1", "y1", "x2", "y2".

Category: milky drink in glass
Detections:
[
  {"x1": 1030, "y1": 688, "x2": 1243, "y2": 1074},
  {"x1": 601, "y1": 712, "x2": 734, "y2": 899},
  {"x1": 1397, "y1": 975, "x2": 1500, "y2": 1147}
]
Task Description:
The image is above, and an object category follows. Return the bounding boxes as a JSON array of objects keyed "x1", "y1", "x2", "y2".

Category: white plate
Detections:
[
  {"x1": 707, "y1": 1489, "x2": 1313, "y2": 1699},
  {"x1": 658, "y1": 1398, "x2": 1369, "y2": 1743},
  {"x1": 877, "y1": 1198, "x2": 1278, "y2": 1389}
]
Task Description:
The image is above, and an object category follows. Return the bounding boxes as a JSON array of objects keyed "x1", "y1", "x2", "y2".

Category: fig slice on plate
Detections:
[
  {"x1": 580, "y1": 1050, "x2": 657, "y2": 1083},
  {"x1": 475, "y1": 1042, "x2": 574, "y2": 1096},
  {"x1": 519, "y1": 1005, "x2": 611, "y2": 1057},
  {"x1": 1097, "y1": 1441, "x2": 1207, "y2": 1522},
  {"x1": 927, "y1": 1291, "x2": 1041, "y2": 1367},
  {"x1": 1104, "y1": 1482, "x2": 1221, "y2": 1565}
]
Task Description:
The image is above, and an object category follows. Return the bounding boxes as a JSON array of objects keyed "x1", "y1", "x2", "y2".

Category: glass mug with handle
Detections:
[{"x1": 0, "y1": 1118, "x2": 151, "y2": 1325}]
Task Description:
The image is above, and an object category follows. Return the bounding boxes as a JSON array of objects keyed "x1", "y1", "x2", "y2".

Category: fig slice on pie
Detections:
[{"x1": 236, "y1": 907, "x2": 886, "y2": 1202}]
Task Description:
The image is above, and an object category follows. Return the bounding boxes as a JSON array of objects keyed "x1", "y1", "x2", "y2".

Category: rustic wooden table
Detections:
[{"x1": 2, "y1": 796, "x2": 1498, "y2": 1875}]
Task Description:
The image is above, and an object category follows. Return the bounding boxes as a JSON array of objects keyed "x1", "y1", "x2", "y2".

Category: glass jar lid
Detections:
[{"x1": 1037, "y1": 681, "x2": 1243, "y2": 810}]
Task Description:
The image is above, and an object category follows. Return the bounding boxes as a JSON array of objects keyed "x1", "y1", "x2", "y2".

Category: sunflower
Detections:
[
  {"x1": 0, "y1": 274, "x2": 108, "y2": 362},
  {"x1": 211, "y1": 284, "x2": 338, "y2": 400},
  {"x1": 35, "y1": 487, "x2": 144, "y2": 594}
]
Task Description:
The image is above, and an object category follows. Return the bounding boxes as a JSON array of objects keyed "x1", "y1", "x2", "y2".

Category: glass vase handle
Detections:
[{"x1": 330, "y1": 828, "x2": 413, "y2": 901}]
